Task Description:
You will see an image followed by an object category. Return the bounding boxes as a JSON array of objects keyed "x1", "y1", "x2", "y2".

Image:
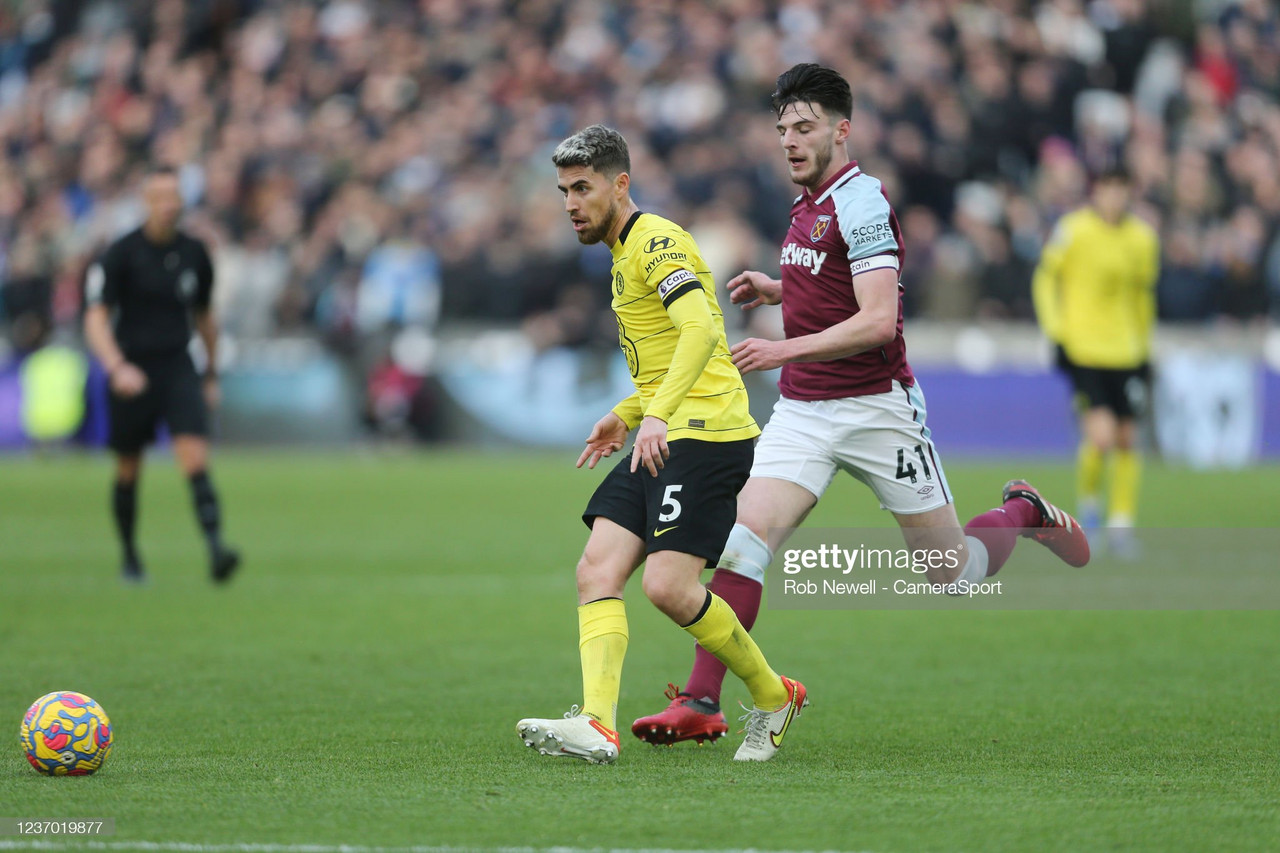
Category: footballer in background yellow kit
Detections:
[{"x1": 1033, "y1": 167, "x2": 1159, "y2": 554}]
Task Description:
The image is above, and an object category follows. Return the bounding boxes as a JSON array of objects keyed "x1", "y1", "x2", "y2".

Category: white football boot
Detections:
[
  {"x1": 517, "y1": 705, "x2": 620, "y2": 765},
  {"x1": 734, "y1": 676, "x2": 808, "y2": 762}
]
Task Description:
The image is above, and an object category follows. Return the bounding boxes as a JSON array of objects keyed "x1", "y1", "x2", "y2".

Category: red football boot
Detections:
[
  {"x1": 1002, "y1": 479, "x2": 1091, "y2": 567},
  {"x1": 631, "y1": 683, "x2": 728, "y2": 746}
]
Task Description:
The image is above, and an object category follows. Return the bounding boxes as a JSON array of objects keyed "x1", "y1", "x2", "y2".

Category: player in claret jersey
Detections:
[{"x1": 632, "y1": 64, "x2": 1090, "y2": 746}]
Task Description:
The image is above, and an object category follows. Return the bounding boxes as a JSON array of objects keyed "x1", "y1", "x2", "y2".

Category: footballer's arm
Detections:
[
  {"x1": 631, "y1": 286, "x2": 718, "y2": 476},
  {"x1": 1031, "y1": 219, "x2": 1071, "y2": 344},
  {"x1": 731, "y1": 267, "x2": 898, "y2": 374},
  {"x1": 84, "y1": 268, "x2": 148, "y2": 398}
]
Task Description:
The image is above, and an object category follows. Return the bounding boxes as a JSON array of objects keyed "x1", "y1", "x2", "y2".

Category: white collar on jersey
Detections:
[{"x1": 813, "y1": 168, "x2": 862, "y2": 205}]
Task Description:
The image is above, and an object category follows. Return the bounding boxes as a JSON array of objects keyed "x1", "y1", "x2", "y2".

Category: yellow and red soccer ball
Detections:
[{"x1": 19, "y1": 691, "x2": 113, "y2": 776}]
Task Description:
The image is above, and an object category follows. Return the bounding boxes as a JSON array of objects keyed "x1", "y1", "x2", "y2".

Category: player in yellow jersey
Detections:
[
  {"x1": 516, "y1": 124, "x2": 806, "y2": 764},
  {"x1": 1032, "y1": 168, "x2": 1159, "y2": 555}
]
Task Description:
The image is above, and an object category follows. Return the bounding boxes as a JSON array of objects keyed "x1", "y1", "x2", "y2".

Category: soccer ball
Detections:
[{"x1": 19, "y1": 691, "x2": 113, "y2": 776}]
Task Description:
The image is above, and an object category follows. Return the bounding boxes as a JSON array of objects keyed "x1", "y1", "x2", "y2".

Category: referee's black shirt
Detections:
[{"x1": 86, "y1": 227, "x2": 214, "y2": 359}]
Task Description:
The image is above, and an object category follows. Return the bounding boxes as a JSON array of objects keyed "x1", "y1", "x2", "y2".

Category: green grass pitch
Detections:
[{"x1": 1, "y1": 450, "x2": 1278, "y2": 852}]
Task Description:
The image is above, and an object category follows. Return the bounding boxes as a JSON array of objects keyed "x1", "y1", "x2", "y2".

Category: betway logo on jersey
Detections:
[{"x1": 780, "y1": 243, "x2": 827, "y2": 275}]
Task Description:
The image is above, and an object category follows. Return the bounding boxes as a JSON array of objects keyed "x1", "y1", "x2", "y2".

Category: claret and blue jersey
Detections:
[{"x1": 779, "y1": 161, "x2": 915, "y2": 400}]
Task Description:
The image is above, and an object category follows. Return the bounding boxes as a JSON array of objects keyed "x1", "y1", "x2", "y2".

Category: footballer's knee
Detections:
[
  {"x1": 1115, "y1": 420, "x2": 1138, "y2": 451},
  {"x1": 115, "y1": 454, "x2": 142, "y2": 484},
  {"x1": 640, "y1": 570, "x2": 685, "y2": 620},
  {"x1": 172, "y1": 435, "x2": 210, "y2": 477},
  {"x1": 640, "y1": 563, "x2": 705, "y2": 623},
  {"x1": 576, "y1": 549, "x2": 626, "y2": 603}
]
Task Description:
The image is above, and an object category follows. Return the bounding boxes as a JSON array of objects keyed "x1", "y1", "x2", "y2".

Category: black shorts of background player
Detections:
[
  {"x1": 1059, "y1": 349, "x2": 1150, "y2": 420},
  {"x1": 83, "y1": 168, "x2": 241, "y2": 584}
]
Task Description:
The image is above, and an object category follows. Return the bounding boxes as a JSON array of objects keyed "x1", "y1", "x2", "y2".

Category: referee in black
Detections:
[{"x1": 83, "y1": 167, "x2": 241, "y2": 584}]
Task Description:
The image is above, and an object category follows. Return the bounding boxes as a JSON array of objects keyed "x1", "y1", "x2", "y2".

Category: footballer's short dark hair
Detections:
[
  {"x1": 1093, "y1": 165, "x2": 1132, "y2": 185},
  {"x1": 551, "y1": 125, "x2": 631, "y2": 178},
  {"x1": 772, "y1": 63, "x2": 853, "y2": 121}
]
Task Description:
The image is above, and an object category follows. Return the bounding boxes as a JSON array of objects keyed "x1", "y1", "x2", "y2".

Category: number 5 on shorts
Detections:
[{"x1": 659, "y1": 485, "x2": 683, "y2": 522}]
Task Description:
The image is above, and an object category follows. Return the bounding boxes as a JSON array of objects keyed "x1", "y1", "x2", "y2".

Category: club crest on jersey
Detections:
[
  {"x1": 810, "y1": 215, "x2": 832, "y2": 241},
  {"x1": 178, "y1": 270, "x2": 197, "y2": 300},
  {"x1": 614, "y1": 271, "x2": 625, "y2": 295}
]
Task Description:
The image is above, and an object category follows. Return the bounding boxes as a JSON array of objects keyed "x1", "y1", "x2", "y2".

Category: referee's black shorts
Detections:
[
  {"x1": 583, "y1": 437, "x2": 753, "y2": 565},
  {"x1": 108, "y1": 351, "x2": 209, "y2": 453},
  {"x1": 1056, "y1": 347, "x2": 1149, "y2": 419}
]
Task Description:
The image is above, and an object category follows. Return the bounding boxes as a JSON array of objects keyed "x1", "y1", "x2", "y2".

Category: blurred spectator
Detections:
[{"x1": 0, "y1": 0, "x2": 1276, "y2": 375}]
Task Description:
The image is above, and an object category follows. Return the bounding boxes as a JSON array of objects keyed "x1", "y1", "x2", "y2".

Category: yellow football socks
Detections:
[
  {"x1": 683, "y1": 593, "x2": 788, "y2": 710},
  {"x1": 1078, "y1": 442, "x2": 1103, "y2": 508},
  {"x1": 577, "y1": 598, "x2": 628, "y2": 731},
  {"x1": 1109, "y1": 449, "x2": 1141, "y2": 524}
]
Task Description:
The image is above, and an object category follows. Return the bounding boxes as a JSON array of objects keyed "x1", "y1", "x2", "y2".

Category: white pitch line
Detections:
[{"x1": 0, "y1": 843, "x2": 869, "y2": 853}]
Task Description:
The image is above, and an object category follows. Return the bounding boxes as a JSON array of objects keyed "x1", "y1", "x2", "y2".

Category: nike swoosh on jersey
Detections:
[{"x1": 653, "y1": 526, "x2": 679, "y2": 537}]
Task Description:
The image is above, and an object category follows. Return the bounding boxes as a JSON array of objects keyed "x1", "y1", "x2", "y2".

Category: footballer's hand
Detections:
[
  {"x1": 630, "y1": 416, "x2": 669, "y2": 477},
  {"x1": 109, "y1": 362, "x2": 148, "y2": 398},
  {"x1": 203, "y1": 375, "x2": 221, "y2": 409},
  {"x1": 726, "y1": 270, "x2": 782, "y2": 310},
  {"x1": 577, "y1": 411, "x2": 629, "y2": 469},
  {"x1": 731, "y1": 337, "x2": 791, "y2": 374}
]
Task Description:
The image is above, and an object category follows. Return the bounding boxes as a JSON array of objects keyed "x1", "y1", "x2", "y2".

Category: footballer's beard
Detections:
[
  {"x1": 794, "y1": 142, "x2": 834, "y2": 190},
  {"x1": 576, "y1": 200, "x2": 620, "y2": 245}
]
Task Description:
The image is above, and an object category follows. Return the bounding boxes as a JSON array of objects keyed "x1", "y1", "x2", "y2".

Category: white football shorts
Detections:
[{"x1": 751, "y1": 380, "x2": 953, "y2": 514}]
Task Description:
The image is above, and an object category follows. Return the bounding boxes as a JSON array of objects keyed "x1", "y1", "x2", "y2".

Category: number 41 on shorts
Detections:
[{"x1": 895, "y1": 445, "x2": 932, "y2": 484}]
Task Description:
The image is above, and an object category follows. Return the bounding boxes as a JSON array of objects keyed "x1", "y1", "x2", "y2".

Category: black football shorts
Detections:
[
  {"x1": 1062, "y1": 358, "x2": 1150, "y2": 420},
  {"x1": 108, "y1": 351, "x2": 209, "y2": 453},
  {"x1": 583, "y1": 437, "x2": 753, "y2": 565}
]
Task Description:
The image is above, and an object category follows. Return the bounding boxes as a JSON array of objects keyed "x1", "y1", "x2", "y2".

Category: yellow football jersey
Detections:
[
  {"x1": 1032, "y1": 208, "x2": 1159, "y2": 369},
  {"x1": 608, "y1": 212, "x2": 759, "y2": 442}
]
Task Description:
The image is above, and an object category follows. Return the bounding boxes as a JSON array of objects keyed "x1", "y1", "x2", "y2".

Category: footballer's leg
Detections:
[
  {"x1": 1072, "y1": 366, "x2": 1118, "y2": 535},
  {"x1": 519, "y1": 455, "x2": 647, "y2": 765},
  {"x1": 107, "y1": 375, "x2": 158, "y2": 583},
  {"x1": 1106, "y1": 416, "x2": 1141, "y2": 559},
  {"x1": 112, "y1": 452, "x2": 145, "y2": 583},
  {"x1": 634, "y1": 476, "x2": 816, "y2": 745},
  {"x1": 634, "y1": 439, "x2": 805, "y2": 762},
  {"x1": 168, "y1": 358, "x2": 240, "y2": 583},
  {"x1": 1078, "y1": 405, "x2": 1116, "y2": 534},
  {"x1": 896, "y1": 504, "x2": 971, "y2": 583},
  {"x1": 641, "y1": 548, "x2": 806, "y2": 762},
  {"x1": 893, "y1": 481, "x2": 1090, "y2": 580},
  {"x1": 990, "y1": 480, "x2": 1090, "y2": 568},
  {"x1": 517, "y1": 518, "x2": 641, "y2": 765},
  {"x1": 173, "y1": 435, "x2": 240, "y2": 583},
  {"x1": 635, "y1": 404, "x2": 829, "y2": 746},
  {"x1": 829, "y1": 381, "x2": 1087, "y2": 580}
]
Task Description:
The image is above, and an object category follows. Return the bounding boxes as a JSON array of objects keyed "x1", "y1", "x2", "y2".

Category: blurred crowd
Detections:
[{"x1": 1, "y1": 0, "x2": 1278, "y2": 365}]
